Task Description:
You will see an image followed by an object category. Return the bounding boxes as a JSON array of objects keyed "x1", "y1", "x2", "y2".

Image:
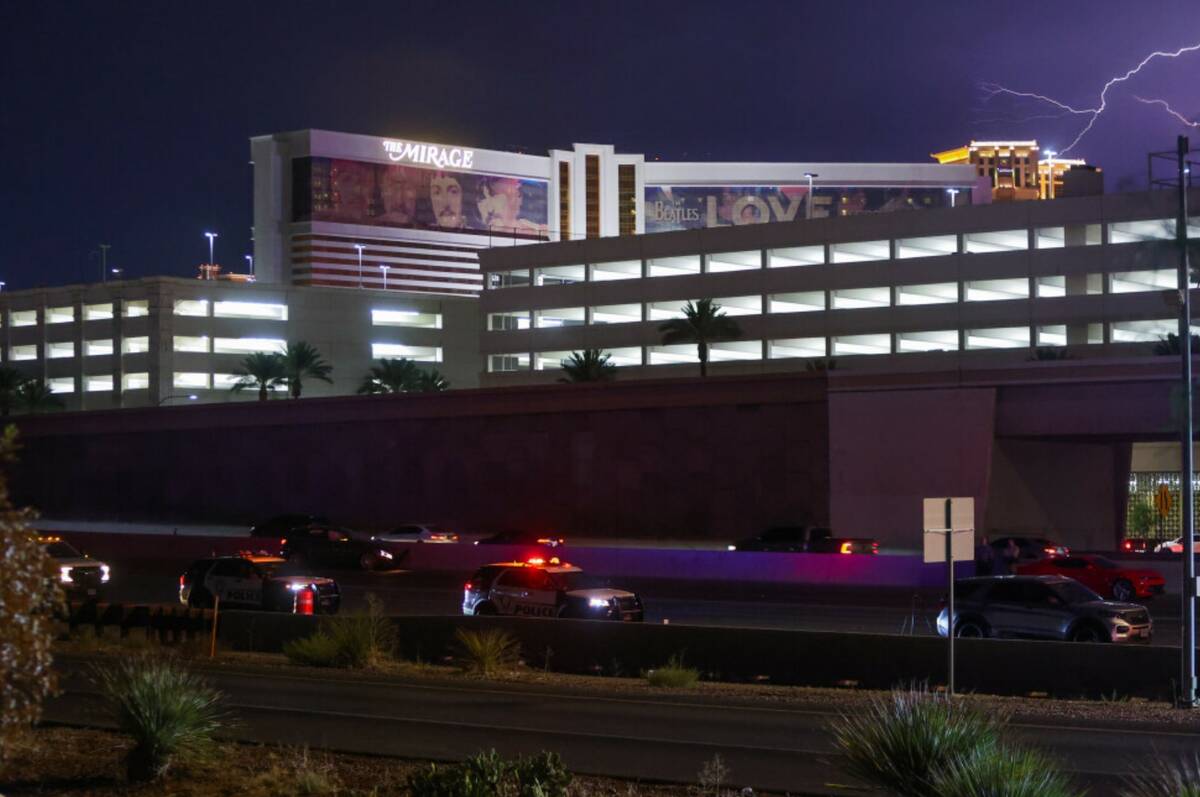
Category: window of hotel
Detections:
[
  {"x1": 212, "y1": 337, "x2": 286, "y2": 355},
  {"x1": 174, "y1": 335, "x2": 210, "y2": 353},
  {"x1": 1111, "y1": 269, "x2": 1176, "y2": 293},
  {"x1": 558, "y1": 161, "x2": 570, "y2": 239},
  {"x1": 585, "y1": 154, "x2": 600, "y2": 239},
  {"x1": 489, "y1": 354, "x2": 530, "y2": 372},
  {"x1": 964, "y1": 229, "x2": 1029, "y2": 253},
  {"x1": 46, "y1": 306, "x2": 74, "y2": 324},
  {"x1": 830, "y1": 240, "x2": 889, "y2": 263},
  {"x1": 707, "y1": 251, "x2": 761, "y2": 272},
  {"x1": 122, "y1": 336, "x2": 149, "y2": 354},
  {"x1": 85, "y1": 302, "x2": 114, "y2": 320},
  {"x1": 709, "y1": 340, "x2": 762, "y2": 361},
  {"x1": 488, "y1": 311, "x2": 531, "y2": 331},
  {"x1": 122, "y1": 372, "x2": 149, "y2": 391},
  {"x1": 174, "y1": 299, "x2": 209, "y2": 317},
  {"x1": 768, "y1": 338, "x2": 826, "y2": 358},
  {"x1": 897, "y1": 330, "x2": 959, "y2": 352},
  {"x1": 966, "y1": 327, "x2": 1030, "y2": 349},
  {"x1": 85, "y1": 339, "x2": 113, "y2": 356},
  {"x1": 9, "y1": 345, "x2": 36, "y2": 361},
  {"x1": 47, "y1": 377, "x2": 75, "y2": 394},
  {"x1": 832, "y1": 287, "x2": 890, "y2": 309},
  {"x1": 605, "y1": 347, "x2": 642, "y2": 366},
  {"x1": 372, "y1": 309, "x2": 442, "y2": 328},
  {"x1": 590, "y1": 303, "x2": 642, "y2": 324},
  {"x1": 213, "y1": 301, "x2": 288, "y2": 321},
  {"x1": 618, "y1": 164, "x2": 637, "y2": 237},
  {"x1": 370, "y1": 343, "x2": 441, "y2": 362},
  {"x1": 1108, "y1": 219, "x2": 1175, "y2": 243},
  {"x1": 1035, "y1": 325, "x2": 1068, "y2": 346},
  {"x1": 490, "y1": 269, "x2": 531, "y2": 288},
  {"x1": 174, "y1": 372, "x2": 210, "y2": 389},
  {"x1": 591, "y1": 259, "x2": 642, "y2": 281},
  {"x1": 534, "y1": 350, "x2": 574, "y2": 370},
  {"x1": 123, "y1": 300, "x2": 149, "y2": 317},
  {"x1": 769, "y1": 246, "x2": 824, "y2": 267},
  {"x1": 1034, "y1": 274, "x2": 1103, "y2": 297},
  {"x1": 769, "y1": 292, "x2": 825, "y2": 313},
  {"x1": 648, "y1": 344, "x2": 699, "y2": 364},
  {"x1": 212, "y1": 373, "x2": 242, "y2": 389},
  {"x1": 10, "y1": 310, "x2": 36, "y2": 327},
  {"x1": 535, "y1": 307, "x2": 585, "y2": 328},
  {"x1": 1035, "y1": 225, "x2": 1102, "y2": 248},
  {"x1": 897, "y1": 282, "x2": 957, "y2": 305},
  {"x1": 647, "y1": 300, "x2": 690, "y2": 321},
  {"x1": 712, "y1": 296, "x2": 762, "y2": 316},
  {"x1": 1110, "y1": 319, "x2": 1189, "y2": 342},
  {"x1": 85, "y1": 375, "x2": 113, "y2": 392},
  {"x1": 47, "y1": 341, "x2": 75, "y2": 359},
  {"x1": 965, "y1": 278, "x2": 1029, "y2": 301},
  {"x1": 647, "y1": 256, "x2": 700, "y2": 277},
  {"x1": 534, "y1": 265, "x2": 586, "y2": 286},
  {"x1": 896, "y1": 235, "x2": 958, "y2": 259},
  {"x1": 833, "y1": 334, "x2": 891, "y2": 356}
]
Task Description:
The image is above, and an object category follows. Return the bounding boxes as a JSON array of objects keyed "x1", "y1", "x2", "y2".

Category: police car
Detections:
[
  {"x1": 179, "y1": 554, "x2": 340, "y2": 614},
  {"x1": 40, "y1": 536, "x2": 111, "y2": 598},
  {"x1": 462, "y1": 559, "x2": 644, "y2": 621}
]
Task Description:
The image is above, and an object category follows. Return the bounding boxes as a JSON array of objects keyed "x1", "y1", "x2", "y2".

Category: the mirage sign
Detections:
[{"x1": 382, "y1": 139, "x2": 475, "y2": 170}]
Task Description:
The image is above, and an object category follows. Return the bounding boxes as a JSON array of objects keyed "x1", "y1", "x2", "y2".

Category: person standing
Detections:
[{"x1": 974, "y1": 534, "x2": 995, "y2": 577}]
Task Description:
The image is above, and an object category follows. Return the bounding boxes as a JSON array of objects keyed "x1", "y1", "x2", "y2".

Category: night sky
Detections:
[{"x1": 3, "y1": 1, "x2": 1199, "y2": 289}]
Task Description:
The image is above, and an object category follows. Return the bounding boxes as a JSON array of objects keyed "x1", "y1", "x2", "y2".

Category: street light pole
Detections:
[
  {"x1": 1044, "y1": 150, "x2": 1057, "y2": 200},
  {"x1": 946, "y1": 188, "x2": 959, "y2": 208},
  {"x1": 379, "y1": 264, "x2": 390, "y2": 291},
  {"x1": 244, "y1": 254, "x2": 254, "y2": 277},
  {"x1": 1177, "y1": 134, "x2": 1197, "y2": 708},
  {"x1": 98, "y1": 243, "x2": 111, "y2": 282},
  {"x1": 204, "y1": 232, "x2": 218, "y2": 265},
  {"x1": 803, "y1": 172, "x2": 818, "y2": 220},
  {"x1": 354, "y1": 244, "x2": 365, "y2": 287}
]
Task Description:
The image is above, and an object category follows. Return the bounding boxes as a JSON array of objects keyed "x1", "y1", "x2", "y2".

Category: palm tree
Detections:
[
  {"x1": 14, "y1": 380, "x2": 63, "y2": 414},
  {"x1": 559, "y1": 349, "x2": 616, "y2": 383},
  {"x1": 230, "y1": 352, "x2": 286, "y2": 401},
  {"x1": 805, "y1": 358, "x2": 838, "y2": 373},
  {"x1": 657, "y1": 299, "x2": 742, "y2": 377},
  {"x1": 358, "y1": 358, "x2": 422, "y2": 394},
  {"x1": 1153, "y1": 333, "x2": 1200, "y2": 356},
  {"x1": 1029, "y1": 347, "x2": 1073, "y2": 361},
  {"x1": 412, "y1": 369, "x2": 449, "y2": 392},
  {"x1": 280, "y1": 341, "x2": 333, "y2": 398},
  {"x1": 0, "y1": 367, "x2": 29, "y2": 416}
]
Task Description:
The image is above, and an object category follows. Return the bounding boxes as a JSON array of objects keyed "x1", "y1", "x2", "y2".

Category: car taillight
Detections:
[
  {"x1": 179, "y1": 574, "x2": 185, "y2": 588},
  {"x1": 464, "y1": 581, "x2": 473, "y2": 591},
  {"x1": 840, "y1": 542, "x2": 853, "y2": 554},
  {"x1": 871, "y1": 542, "x2": 879, "y2": 554},
  {"x1": 1122, "y1": 540, "x2": 1132, "y2": 551}
]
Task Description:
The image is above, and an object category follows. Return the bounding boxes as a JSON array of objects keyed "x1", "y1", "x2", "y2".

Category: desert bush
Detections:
[
  {"x1": 408, "y1": 749, "x2": 571, "y2": 797},
  {"x1": 695, "y1": 753, "x2": 730, "y2": 797},
  {"x1": 95, "y1": 656, "x2": 226, "y2": 781},
  {"x1": 930, "y1": 744, "x2": 1079, "y2": 797},
  {"x1": 282, "y1": 594, "x2": 396, "y2": 669},
  {"x1": 283, "y1": 632, "x2": 343, "y2": 668},
  {"x1": 455, "y1": 628, "x2": 521, "y2": 676},
  {"x1": 645, "y1": 654, "x2": 699, "y2": 689},
  {"x1": 1120, "y1": 754, "x2": 1200, "y2": 797},
  {"x1": 247, "y1": 747, "x2": 343, "y2": 796},
  {"x1": 0, "y1": 425, "x2": 61, "y2": 764},
  {"x1": 830, "y1": 685, "x2": 1002, "y2": 797}
]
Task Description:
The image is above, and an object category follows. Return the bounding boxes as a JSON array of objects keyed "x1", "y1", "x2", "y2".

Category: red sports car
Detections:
[{"x1": 1016, "y1": 554, "x2": 1165, "y2": 602}]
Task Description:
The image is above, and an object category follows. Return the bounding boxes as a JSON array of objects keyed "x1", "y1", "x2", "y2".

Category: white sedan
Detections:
[
  {"x1": 372, "y1": 523, "x2": 460, "y2": 544},
  {"x1": 1154, "y1": 535, "x2": 1200, "y2": 554}
]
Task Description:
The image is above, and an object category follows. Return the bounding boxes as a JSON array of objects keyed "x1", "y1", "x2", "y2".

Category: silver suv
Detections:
[{"x1": 936, "y1": 575, "x2": 1152, "y2": 643}]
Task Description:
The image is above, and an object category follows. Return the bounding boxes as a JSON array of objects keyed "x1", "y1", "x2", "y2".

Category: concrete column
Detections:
[
  {"x1": 112, "y1": 298, "x2": 125, "y2": 408},
  {"x1": 73, "y1": 297, "x2": 85, "y2": 410},
  {"x1": 147, "y1": 285, "x2": 174, "y2": 406},
  {"x1": 1063, "y1": 223, "x2": 1091, "y2": 345}
]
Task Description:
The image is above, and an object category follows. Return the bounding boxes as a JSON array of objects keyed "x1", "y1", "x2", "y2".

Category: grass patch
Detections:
[
  {"x1": 645, "y1": 655, "x2": 699, "y2": 689},
  {"x1": 454, "y1": 628, "x2": 521, "y2": 676},
  {"x1": 408, "y1": 749, "x2": 571, "y2": 797},
  {"x1": 1121, "y1": 755, "x2": 1200, "y2": 797},
  {"x1": 930, "y1": 745, "x2": 1078, "y2": 797},
  {"x1": 94, "y1": 656, "x2": 227, "y2": 782},
  {"x1": 282, "y1": 594, "x2": 396, "y2": 670}
]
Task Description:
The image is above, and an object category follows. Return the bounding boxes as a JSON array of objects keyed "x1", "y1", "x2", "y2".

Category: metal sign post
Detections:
[{"x1": 924, "y1": 497, "x2": 975, "y2": 696}]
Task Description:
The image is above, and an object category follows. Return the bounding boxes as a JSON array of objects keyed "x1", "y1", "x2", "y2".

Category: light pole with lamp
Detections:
[
  {"x1": 379, "y1": 264, "x2": 390, "y2": 291},
  {"x1": 946, "y1": 188, "x2": 960, "y2": 208},
  {"x1": 204, "y1": 232, "x2": 218, "y2": 265},
  {"x1": 803, "y1": 172, "x2": 818, "y2": 220},
  {"x1": 1043, "y1": 149, "x2": 1057, "y2": 199},
  {"x1": 244, "y1": 254, "x2": 254, "y2": 277},
  {"x1": 110, "y1": 268, "x2": 123, "y2": 280},
  {"x1": 0, "y1": 281, "x2": 8, "y2": 293},
  {"x1": 157, "y1": 393, "x2": 198, "y2": 407},
  {"x1": 354, "y1": 244, "x2": 365, "y2": 287}
]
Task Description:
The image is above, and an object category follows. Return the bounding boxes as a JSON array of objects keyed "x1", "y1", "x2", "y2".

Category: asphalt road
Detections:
[
  {"x1": 94, "y1": 555, "x2": 1188, "y2": 645},
  {"x1": 48, "y1": 658, "x2": 1199, "y2": 796}
]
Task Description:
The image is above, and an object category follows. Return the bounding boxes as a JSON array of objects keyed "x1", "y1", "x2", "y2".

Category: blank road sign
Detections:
[
  {"x1": 923, "y1": 497, "x2": 975, "y2": 532},
  {"x1": 924, "y1": 529, "x2": 975, "y2": 563},
  {"x1": 922, "y1": 497, "x2": 976, "y2": 564}
]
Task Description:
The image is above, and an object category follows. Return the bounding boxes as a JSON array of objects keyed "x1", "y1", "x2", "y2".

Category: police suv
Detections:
[
  {"x1": 40, "y1": 536, "x2": 111, "y2": 598},
  {"x1": 462, "y1": 559, "x2": 644, "y2": 621},
  {"x1": 179, "y1": 554, "x2": 341, "y2": 614}
]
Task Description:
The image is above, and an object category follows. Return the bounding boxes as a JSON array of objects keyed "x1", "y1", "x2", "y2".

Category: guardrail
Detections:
[{"x1": 63, "y1": 601, "x2": 213, "y2": 644}]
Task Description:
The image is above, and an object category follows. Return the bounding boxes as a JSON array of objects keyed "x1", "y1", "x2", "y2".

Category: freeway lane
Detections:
[{"x1": 48, "y1": 661, "x2": 1199, "y2": 796}]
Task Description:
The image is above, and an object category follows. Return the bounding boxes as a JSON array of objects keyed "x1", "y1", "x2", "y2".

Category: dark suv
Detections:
[{"x1": 936, "y1": 575, "x2": 1151, "y2": 643}]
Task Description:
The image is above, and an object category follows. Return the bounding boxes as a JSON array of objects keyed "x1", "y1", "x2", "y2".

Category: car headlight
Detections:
[
  {"x1": 100, "y1": 565, "x2": 111, "y2": 583},
  {"x1": 588, "y1": 597, "x2": 610, "y2": 608},
  {"x1": 727, "y1": 544, "x2": 737, "y2": 551},
  {"x1": 59, "y1": 566, "x2": 73, "y2": 584},
  {"x1": 288, "y1": 582, "x2": 314, "y2": 592},
  {"x1": 378, "y1": 549, "x2": 393, "y2": 559}
]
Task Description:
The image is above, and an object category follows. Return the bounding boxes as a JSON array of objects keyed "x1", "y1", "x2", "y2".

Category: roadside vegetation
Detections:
[
  {"x1": 454, "y1": 627, "x2": 522, "y2": 676},
  {"x1": 229, "y1": 340, "x2": 334, "y2": 400},
  {"x1": 645, "y1": 654, "x2": 699, "y2": 689},
  {"x1": 358, "y1": 357, "x2": 451, "y2": 393},
  {"x1": 282, "y1": 594, "x2": 396, "y2": 669},
  {"x1": 409, "y1": 749, "x2": 572, "y2": 797}
]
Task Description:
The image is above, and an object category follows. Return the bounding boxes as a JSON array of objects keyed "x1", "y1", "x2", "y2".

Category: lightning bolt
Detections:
[
  {"x1": 1134, "y1": 96, "x2": 1200, "y2": 128},
  {"x1": 982, "y1": 41, "x2": 1200, "y2": 153}
]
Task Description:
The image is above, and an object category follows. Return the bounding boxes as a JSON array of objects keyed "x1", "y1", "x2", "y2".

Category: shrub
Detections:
[
  {"x1": 830, "y1": 685, "x2": 1002, "y2": 797},
  {"x1": 0, "y1": 426, "x2": 61, "y2": 765},
  {"x1": 930, "y1": 745, "x2": 1079, "y2": 797},
  {"x1": 283, "y1": 632, "x2": 342, "y2": 668},
  {"x1": 1121, "y1": 755, "x2": 1200, "y2": 797},
  {"x1": 282, "y1": 595, "x2": 396, "y2": 669},
  {"x1": 646, "y1": 655, "x2": 699, "y2": 689},
  {"x1": 455, "y1": 628, "x2": 520, "y2": 676},
  {"x1": 247, "y1": 747, "x2": 343, "y2": 796},
  {"x1": 408, "y1": 749, "x2": 571, "y2": 797},
  {"x1": 95, "y1": 656, "x2": 226, "y2": 781}
]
